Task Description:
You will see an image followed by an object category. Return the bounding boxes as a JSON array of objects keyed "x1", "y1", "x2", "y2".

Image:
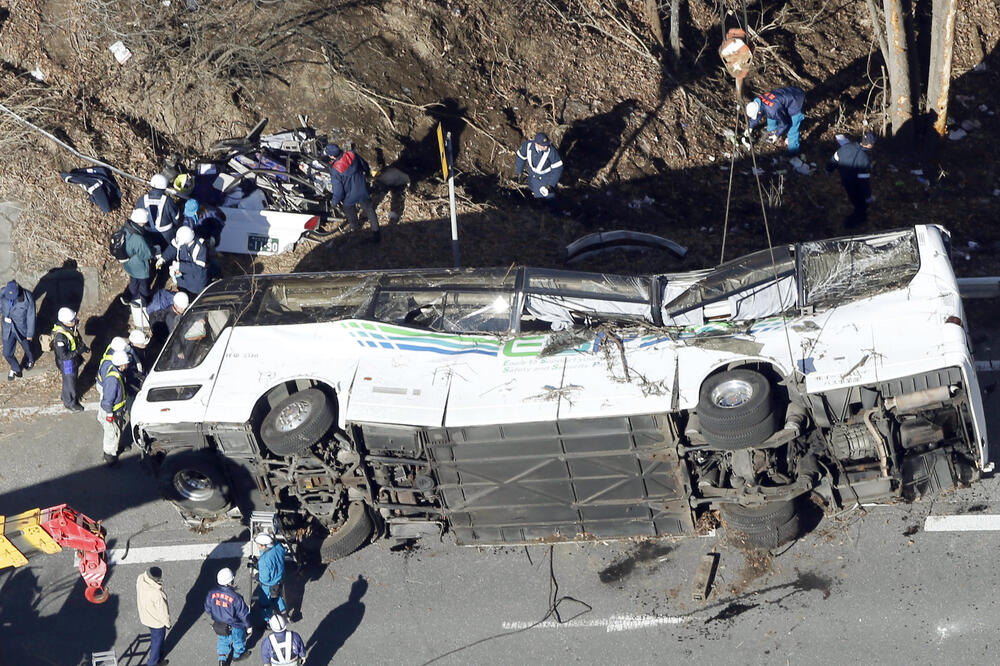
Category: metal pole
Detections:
[{"x1": 446, "y1": 131, "x2": 459, "y2": 267}]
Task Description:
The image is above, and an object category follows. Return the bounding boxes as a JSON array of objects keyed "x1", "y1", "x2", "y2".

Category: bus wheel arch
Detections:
[{"x1": 257, "y1": 381, "x2": 338, "y2": 456}]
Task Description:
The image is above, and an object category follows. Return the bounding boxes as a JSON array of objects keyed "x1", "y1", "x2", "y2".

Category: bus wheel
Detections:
[
  {"x1": 698, "y1": 369, "x2": 779, "y2": 449},
  {"x1": 260, "y1": 388, "x2": 336, "y2": 456},
  {"x1": 319, "y1": 502, "x2": 374, "y2": 562},
  {"x1": 157, "y1": 450, "x2": 231, "y2": 515},
  {"x1": 720, "y1": 501, "x2": 800, "y2": 550}
]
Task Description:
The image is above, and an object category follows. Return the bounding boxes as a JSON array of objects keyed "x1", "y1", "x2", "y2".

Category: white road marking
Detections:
[
  {"x1": 0, "y1": 401, "x2": 100, "y2": 418},
  {"x1": 108, "y1": 542, "x2": 252, "y2": 565},
  {"x1": 923, "y1": 515, "x2": 1000, "y2": 531},
  {"x1": 502, "y1": 613, "x2": 690, "y2": 633}
]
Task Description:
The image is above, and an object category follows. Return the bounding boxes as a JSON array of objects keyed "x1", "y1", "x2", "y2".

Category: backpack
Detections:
[{"x1": 110, "y1": 225, "x2": 129, "y2": 262}]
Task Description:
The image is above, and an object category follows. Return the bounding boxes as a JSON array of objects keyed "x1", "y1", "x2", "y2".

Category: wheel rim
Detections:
[
  {"x1": 174, "y1": 469, "x2": 215, "y2": 501},
  {"x1": 710, "y1": 378, "x2": 754, "y2": 408},
  {"x1": 274, "y1": 399, "x2": 312, "y2": 432}
]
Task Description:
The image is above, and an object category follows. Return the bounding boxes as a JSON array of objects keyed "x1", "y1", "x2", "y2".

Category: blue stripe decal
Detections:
[{"x1": 394, "y1": 343, "x2": 498, "y2": 357}]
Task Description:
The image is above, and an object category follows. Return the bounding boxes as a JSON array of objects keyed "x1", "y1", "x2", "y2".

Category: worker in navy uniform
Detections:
[
  {"x1": 52, "y1": 307, "x2": 88, "y2": 412},
  {"x1": 746, "y1": 87, "x2": 806, "y2": 155},
  {"x1": 515, "y1": 132, "x2": 564, "y2": 212},
  {"x1": 827, "y1": 132, "x2": 875, "y2": 228},
  {"x1": 135, "y1": 173, "x2": 180, "y2": 252},
  {"x1": 204, "y1": 567, "x2": 251, "y2": 663},
  {"x1": 326, "y1": 143, "x2": 380, "y2": 242},
  {"x1": 253, "y1": 533, "x2": 287, "y2": 622},
  {"x1": 158, "y1": 225, "x2": 209, "y2": 297},
  {"x1": 128, "y1": 329, "x2": 151, "y2": 381},
  {"x1": 260, "y1": 614, "x2": 305, "y2": 666},
  {"x1": 1, "y1": 280, "x2": 35, "y2": 381},
  {"x1": 98, "y1": 350, "x2": 130, "y2": 467}
]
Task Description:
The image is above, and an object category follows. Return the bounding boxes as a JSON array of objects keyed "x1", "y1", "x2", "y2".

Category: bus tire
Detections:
[
  {"x1": 157, "y1": 450, "x2": 231, "y2": 515},
  {"x1": 701, "y1": 411, "x2": 779, "y2": 450},
  {"x1": 260, "y1": 388, "x2": 336, "y2": 456},
  {"x1": 720, "y1": 501, "x2": 800, "y2": 550},
  {"x1": 698, "y1": 369, "x2": 773, "y2": 430},
  {"x1": 319, "y1": 502, "x2": 374, "y2": 562}
]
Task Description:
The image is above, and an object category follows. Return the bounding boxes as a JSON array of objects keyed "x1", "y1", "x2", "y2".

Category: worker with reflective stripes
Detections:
[
  {"x1": 99, "y1": 350, "x2": 130, "y2": 467},
  {"x1": 254, "y1": 533, "x2": 287, "y2": 622},
  {"x1": 260, "y1": 614, "x2": 305, "y2": 666},
  {"x1": 158, "y1": 225, "x2": 209, "y2": 296},
  {"x1": 746, "y1": 87, "x2": 806, "y2": 155},
  {"x1": 52, "y1": 307, "x2": 87, "y2": 412},
  {"x1": 827, "y1": 132, "x2": 875, "y2": 228},
  {"x1": 204, "y1": 567, "x2": 251, "y2": 663},
  {"x1": 515, "y1": 132, "x2": 564, "y2": 210},
  {"x1": 135, "y1": 173, "x2": 180, "y2": 252}
]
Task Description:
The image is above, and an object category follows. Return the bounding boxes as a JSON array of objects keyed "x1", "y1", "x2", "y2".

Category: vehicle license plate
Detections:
[{"x1": 248, "y1": 234, "x2": 279, "y2": 253}]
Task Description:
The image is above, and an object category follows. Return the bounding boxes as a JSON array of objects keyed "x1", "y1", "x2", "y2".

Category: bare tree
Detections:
[
  {"x1": 880, "y1": 0, "x2": 913, "y2": 137},
  {"x1": 926, "y1": 0, "x2": 959, "y2": 135}
]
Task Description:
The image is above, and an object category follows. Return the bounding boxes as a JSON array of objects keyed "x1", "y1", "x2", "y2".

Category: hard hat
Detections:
[
  {"x1": 216, "y1": 567, "x2": 235, "y2": 585},
  {"x1": 183, "y1": 198, "x2": 199, "y2": 219},
  {"x1": 173, "y1": 291, "x2": 190, "y2": 311},
  {"x1": 254, "y1": 532, "x2": 274, "y2": 546},
  {"x1": 174, "y1": 173, "x2": 194, "y2": 195},
  {"x1": 268, "y1": 614, "x2": 287, "y2": 632},
  {"x1": 745, "y1": 100, "x2": 761, "y2": 119},
  {"x1": 175, "y1": 225, "x2": 195, "y2": 245},
  {"x1": 109, "y1": 336, "x2": 128, "y2": 352},
  {"x1": 130, "y1": 208, "x2": 149, "y2": 225},
  {"x1": 111, "y1": 350, "x2": 129, "y2": 367},
  {"x1": 129, "y1": 329, "x2": 150, "y2": 346},
  {"x1": 150, "y1": 173, "x2": 169, "y2": 190},
  {"x1": 57, "y1": 307, "x2": 77, "y2": 324}
]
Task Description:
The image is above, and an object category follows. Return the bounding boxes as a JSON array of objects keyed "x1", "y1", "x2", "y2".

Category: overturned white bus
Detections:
[{"x1": 131, "y1": 225, "x2": 987, "y2": 557}]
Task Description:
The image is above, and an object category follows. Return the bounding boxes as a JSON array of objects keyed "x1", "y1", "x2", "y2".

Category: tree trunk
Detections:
[
  {"x1": 670, "y1": 0, "x2": 681, "y2": 60},
  {"x1": 881, "y1": 0, "x2": 913, "y2": 137},
  {"x1": 926, "y1": 0, "x2": 958, "y2": 135}
]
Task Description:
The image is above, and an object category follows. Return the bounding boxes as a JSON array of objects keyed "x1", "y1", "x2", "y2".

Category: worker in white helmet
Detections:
[
  {"x1": 136, "y1": 172, "x2": 181, "y2": 251},
  {"x1": 95, "y1": 336, "x2": 129, "y2": 400},
  {"x1": 261, "y1": 614, "x2": 305, "y2": 666},
  {"x1": 204, "y1": 567, "x2": 251, "y2": 663},
  {"x1": 158, "y1": 225, "x2": 208, "y2": 296},
  {"x1": 253, "y1": 532, "x2": 288, "y2": 622},
  {"x1": 52, "y1": 307, "x2": 88, "y2": 412},
  {"x1": 98, "y1": 350, "x2": 130, "y2": 466},
  {"x1": 128, "y1": 328, "x2": 151, "y2": 377}
]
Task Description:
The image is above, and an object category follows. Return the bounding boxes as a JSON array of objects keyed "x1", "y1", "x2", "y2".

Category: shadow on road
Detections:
[{"x1": 304, "y1": 574, "x2": 368, "y2": 665}]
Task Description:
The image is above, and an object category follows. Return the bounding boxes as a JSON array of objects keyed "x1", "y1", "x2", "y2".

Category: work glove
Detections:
[
  {"x1": 106, "y1": 415, "x2": 115, "y2": 423},
  {"x1": 155, "y1": 257, "x2": 165, "y2": 270},
  {"x1": 742, "y1": 127, "x2": 753, "y2": 139},
  {"x1": 61, "y1": 359, "x2": 74, "y2": 375},
  {"x1": 766, "y1": 132, "x2": 779, "y2": 145},
  {"x1": 539, "y1": 186, "x2": 549, "y2": 197}
]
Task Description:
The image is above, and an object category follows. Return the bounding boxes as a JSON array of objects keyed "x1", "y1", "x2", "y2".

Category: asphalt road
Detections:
[{"x1": 3, "y1": 403, "x2": 1000, "y2": 666}]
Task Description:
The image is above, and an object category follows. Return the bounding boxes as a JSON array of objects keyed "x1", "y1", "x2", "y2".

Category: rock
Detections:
[
  {"x1": 948, "y1": 129, "x2": 967, "y2": 141},
  {"x1": 961, "y1": 119, "x2": 981, "y2": 131}
]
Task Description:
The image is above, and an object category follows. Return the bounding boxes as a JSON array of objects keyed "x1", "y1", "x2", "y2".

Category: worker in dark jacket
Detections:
[
  {"x1": 159, "y1": 226, "x2": 209, "y2": 296},
  {"x1": 326, "y1": 144, "x2": 380, "y2": 241},
  {"x1": 515, "y1": 132, "x2": 564, "y2": 212},
  {"x1": 827, "y1": 132, "x2": 875, "y2": 228},
  {"x1": 260, "y1": 614, "x2": 305, "y2": 666},
  {"x1": 204, "y1": 568, "x2": 251, "y2": 663},
  {"x1": 52, "y1": 307, "x2": 88, "y2": 412},
  {"x1": 746, "y1": 87, "x2": 806, "y2": 155},
  {"x1": 98, "y1": 350, "x2": 129, "y2": 467},
  {"x1": 1, "y1": 280, "x2": 35, "y2": 381},
  {"x1": 135, "y1": 173, "x2": 180, "y2": 252},
  {"x1": 122, "y1": 209, "x2": 154, "y2": 307},
  {"x1": 147, "y1": 290, "x2": 189, "y2": 353}
]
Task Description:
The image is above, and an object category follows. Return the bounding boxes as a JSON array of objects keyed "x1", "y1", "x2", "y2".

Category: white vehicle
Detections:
[{"x1": 132, "y1": 225, "x2": 987, "y2": 558}]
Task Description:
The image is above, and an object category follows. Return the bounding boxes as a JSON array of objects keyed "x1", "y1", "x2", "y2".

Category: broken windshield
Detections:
[{"x1": 799, "y1": 229, "x2": 919, "y2": 308}]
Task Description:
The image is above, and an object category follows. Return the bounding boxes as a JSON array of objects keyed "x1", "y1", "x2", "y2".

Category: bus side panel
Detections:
[{"x1": 424, "y1": 414, "x2": 694, "y2": 545}]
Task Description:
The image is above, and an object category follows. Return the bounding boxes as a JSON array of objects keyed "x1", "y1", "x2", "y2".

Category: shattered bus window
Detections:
[
  {"x1": 800, "y1": 229, "x2": 919, "y2": 308},
  {"x1": 249, "y1": 274, "x2": 375, "y2": 325},
  {"x1": 156, "y1": 308, "x2": 232, "y2": 372}
]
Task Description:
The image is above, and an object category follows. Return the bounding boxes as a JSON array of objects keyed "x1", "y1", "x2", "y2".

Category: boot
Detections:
[{"x1": 103, "y1": 453, "x2": 118, "y2": 467}]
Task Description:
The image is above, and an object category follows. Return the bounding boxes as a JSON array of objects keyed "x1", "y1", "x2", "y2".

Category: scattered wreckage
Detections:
[{"x1": 130, "y1": 225, "x2": 986, "y2": 557}]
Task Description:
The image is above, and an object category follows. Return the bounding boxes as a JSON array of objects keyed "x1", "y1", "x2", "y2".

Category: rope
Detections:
[{"x1": 0, "y1": 102, "x2": 148, "y2": 185}]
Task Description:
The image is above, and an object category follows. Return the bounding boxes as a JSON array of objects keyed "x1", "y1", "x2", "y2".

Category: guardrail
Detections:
[{"x1": 957, "y1": 277, "x2": 1000, "y2": 299}]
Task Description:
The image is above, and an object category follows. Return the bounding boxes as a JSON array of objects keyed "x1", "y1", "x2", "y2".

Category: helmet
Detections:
[
  {"x1": 172, "y1": 291, "x2": 190, "y2": 311},
  {"x1": 130, "y1": 208, "x2": 149, "y2": 225},
  {"x1": 268, "y1": 614, "x2": 287, "y2": 632},
  {"x1": 109, "y1": 336, "x2": 128, "y2": 352},
  {"x1": 183, "y1": 198, "x2": 200, "y2": 219},
  {"x1": 216, "y1": 568, "x2": 235, "y2": 586},
  {"x1": 129, "y1": 329, "x2": 150, "y2": 346},
  {"x1": 175, "y1": 226, "x2": 195, "y2": 245},
  {"x1": 254, "y1": 532, "x2": 274, "y2": 546},
  {"x1": 150, "y1": 173, "x2": 169, "y2": 190},
  {"x1": 111, "y1": 350, "x2": 129, "y2": 367},
  {"x1": 57, "y1": 307, "x2": 77, "y2": 324},
  {"x1": 174, "y1": 173, "x2": 194, "y2": 195},
  {"x1": 745, "y1": 100, "x2": 761, "y2": 119}
]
